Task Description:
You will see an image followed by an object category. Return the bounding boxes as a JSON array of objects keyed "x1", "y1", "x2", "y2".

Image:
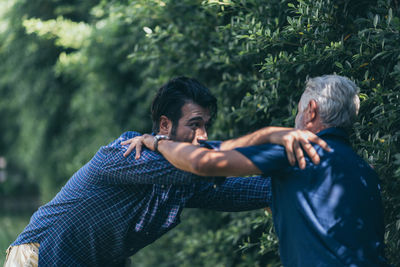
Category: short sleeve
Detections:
[
  {"x1": 235, "y1": 144, "x2": 289, "y2": 175},
  {"x1": 198, "y1": 140, "x2": 222, "y2": 150}
]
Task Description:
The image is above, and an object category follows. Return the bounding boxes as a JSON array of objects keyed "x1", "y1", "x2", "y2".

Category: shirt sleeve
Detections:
[
  {"x1": 92, "y1": 132, "x2": 205, "y2": 185},
  {"x1": 235, "y1": 144, "x2": 289, "y2": 175},
  {"x1": 185, "y1": 176, "x2": 272, "y2": 211},
  {"x1": 198, "y1": 140, "x2": 222, "y2": 150}
]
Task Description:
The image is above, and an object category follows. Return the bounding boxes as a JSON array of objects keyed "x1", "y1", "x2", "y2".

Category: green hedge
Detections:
[{"x1": 0, "y1": 0, "x2": 398, "y2": 265}]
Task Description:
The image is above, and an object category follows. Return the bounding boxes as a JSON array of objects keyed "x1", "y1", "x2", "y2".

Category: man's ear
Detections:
[
  {"x1": 304, "y1": 99, "x2": 326, "y2": 133},
  {"x1": 159, "y1": 115, "x2": 172, "y2": 135},
  {"x1": 307, "y1": 99, "x2": 318, "y2": 121},
  {"x1": 303, "y1": 99, "x2": 319, "y2": 129}
]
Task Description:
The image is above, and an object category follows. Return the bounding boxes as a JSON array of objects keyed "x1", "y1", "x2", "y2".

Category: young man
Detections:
[
  {"x1": 5, "y1": 77, "x2": 326, "y2": 266},
  {"x1": 126, "y1": 75, "x2": 387, "y2": 266}
]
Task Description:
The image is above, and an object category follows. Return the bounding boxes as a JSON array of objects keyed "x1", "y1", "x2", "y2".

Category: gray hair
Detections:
[{"x1": 298, "y1": 75, "x2": 360, "y2": 128}]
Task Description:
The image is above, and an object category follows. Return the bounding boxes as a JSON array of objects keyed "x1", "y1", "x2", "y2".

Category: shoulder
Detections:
[
  {"x1": 107, "y1": 131, "x2": 142, "y2": 146},
  {"x1": 235, "y1": 144, "x2": 288, "y2": 175},
  {"x1": 235, "y1": 143, "x2": 284, "y2": 157},
  {"x1": 92, "y1": 131, "x2": 143, "y2": 163},
  {"x1": 313, "y1": 139, "x2": 378, "y2": 183},
  {"x1": 100, "y1": 131, "x2": 142, "y2": 151}
]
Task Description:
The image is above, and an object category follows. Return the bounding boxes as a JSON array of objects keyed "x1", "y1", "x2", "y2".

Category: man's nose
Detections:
[{"x1": 196, "y1": 127, "x2": 208, "y2": 142}]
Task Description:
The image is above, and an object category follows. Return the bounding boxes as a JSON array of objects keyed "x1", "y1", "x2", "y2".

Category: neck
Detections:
[{"x1": 305, "y1": 122, "x2": 328, "y2": 134}]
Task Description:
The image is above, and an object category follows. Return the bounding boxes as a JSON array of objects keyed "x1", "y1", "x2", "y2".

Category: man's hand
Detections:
[
  {"x1": 121, "y1": 134, "x2": 154, "y2": 159},
  {"x1": 267, "y1": 127, "x2": 330, "y2": 169}
]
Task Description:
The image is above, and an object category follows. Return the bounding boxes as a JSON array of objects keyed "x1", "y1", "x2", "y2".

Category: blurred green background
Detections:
[{"x1": 0, "y1": 0, "x2": 399, "y2": 266}]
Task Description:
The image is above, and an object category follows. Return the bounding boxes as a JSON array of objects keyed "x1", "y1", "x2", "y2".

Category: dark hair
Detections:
[{"x1": 151, "y1": 76, "x2": 217, "y2": 133}]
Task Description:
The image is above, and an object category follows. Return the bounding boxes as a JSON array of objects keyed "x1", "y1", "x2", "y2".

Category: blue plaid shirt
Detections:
[{"x1": 13, "y1": 132, "x2": 271, "y2": 266}]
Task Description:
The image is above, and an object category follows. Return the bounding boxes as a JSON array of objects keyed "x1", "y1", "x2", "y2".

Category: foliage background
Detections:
[{"x1": 0, "y1": 0, "x2": 399, "y2": 266}]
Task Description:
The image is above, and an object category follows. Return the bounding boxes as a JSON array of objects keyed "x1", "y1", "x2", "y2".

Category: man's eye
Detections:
[{"x1": 189, "y1": 122, "x2": 200, "y2": 128}]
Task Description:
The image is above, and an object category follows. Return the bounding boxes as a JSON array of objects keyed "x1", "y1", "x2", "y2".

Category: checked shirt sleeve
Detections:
[
  {"x1": 186, "y1": 176, "x2": 272, "y2": 211},
  {"x1": 92, "y1": 132, "x2": 203, "y2": 185}
]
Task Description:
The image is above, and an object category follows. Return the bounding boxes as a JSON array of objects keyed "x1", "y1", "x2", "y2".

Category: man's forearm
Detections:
[
  {"x1": 157, "y1": 140, "x2": 261, "y2": 176},
  {"x1": 157, "y1": 140, "x2": 206, "y2": 174},
  {"x1": 219, "y1": 126, "x2": 291, "y2": 150},
  {"x1": 186, "y1": 176, "x2": 272, "y2": 210}
]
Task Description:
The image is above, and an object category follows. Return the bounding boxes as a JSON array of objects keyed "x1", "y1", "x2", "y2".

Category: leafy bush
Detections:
[{"x1": 0, "y1": 0, "x2": 398, "y2": 265}]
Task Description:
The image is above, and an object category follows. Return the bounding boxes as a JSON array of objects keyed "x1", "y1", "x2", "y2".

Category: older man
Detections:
[{"x1": 126, "y1": 75, "x2": 387, "y2": 266}]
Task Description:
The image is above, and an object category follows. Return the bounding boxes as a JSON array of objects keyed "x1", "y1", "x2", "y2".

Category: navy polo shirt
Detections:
[{"x1": 236, "y1": 128, "x2": 387, "y2": 266}]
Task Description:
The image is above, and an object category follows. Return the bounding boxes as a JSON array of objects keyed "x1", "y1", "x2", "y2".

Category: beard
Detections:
[{"x1": 169, "y1": 123, "x2": 178, "y2": 141}]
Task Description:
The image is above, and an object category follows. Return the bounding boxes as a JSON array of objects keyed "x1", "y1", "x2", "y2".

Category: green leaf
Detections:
[
  {"x1": 373, "y1": 14, "x2": 379, "y2": 28},
  {"x1": 296, "y1": 64, "x2": 305, "y2": 74},
  {"x1": 335, "y1": 62, "x2": 343, "y2": 69},
  {"x1": 371, "y1": 51, "x2": 388, "y2": 61}
]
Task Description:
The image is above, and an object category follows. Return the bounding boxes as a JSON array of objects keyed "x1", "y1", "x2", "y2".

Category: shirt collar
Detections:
[{"x1": 316, "y1": 127, "x2": 350, "y2": 143}]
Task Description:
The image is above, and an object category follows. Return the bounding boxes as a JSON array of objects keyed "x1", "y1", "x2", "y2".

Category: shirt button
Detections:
[
  {"x1": 213, "y1": 184, "x2": 217, "y2": 189},
  {"x1": 161, "y1": 185, "x2": 165, "y2": 189},
  {"x1": 145, "y1": 232, "x2": 149, "y2": 235}
]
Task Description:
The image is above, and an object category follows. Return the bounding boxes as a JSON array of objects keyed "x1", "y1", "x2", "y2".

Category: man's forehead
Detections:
[{"x1": 180, "y1": 102, "x2": 211, "y2": 121}]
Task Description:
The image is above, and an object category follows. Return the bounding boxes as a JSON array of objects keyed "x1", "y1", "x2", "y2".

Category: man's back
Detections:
[
  {"x1": 236, "y1": 128, "x2": 386, "y2": 266},
  {"x1": 13, "y1": 131, "x2": 272, "y2": 266},
  {"x1": 13, "y1": 132, "x2": 195, "y2": 266}
]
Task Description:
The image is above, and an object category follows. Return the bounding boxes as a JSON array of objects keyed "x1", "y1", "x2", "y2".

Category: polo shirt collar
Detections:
[{"x1": 316, "y1": 127, "x2": 350, "y2": 144}]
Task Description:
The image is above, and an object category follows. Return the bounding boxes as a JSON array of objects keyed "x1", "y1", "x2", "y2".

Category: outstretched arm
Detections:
[
  {"x1": 219, "y1": 126, "x2": 329, "y2": 167},
  {"x1": 219, "y1": 127, "x2": 283, "y2": 150},
  {"x1": 121, "y1": 127, "x2": 330, "y2": 177},
  {"x1": 186, "y1": 176, "x2": 272, "y2": 211},
  {"x1": 156, "y1": 139, "x2": 262, "y2": 176}
]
